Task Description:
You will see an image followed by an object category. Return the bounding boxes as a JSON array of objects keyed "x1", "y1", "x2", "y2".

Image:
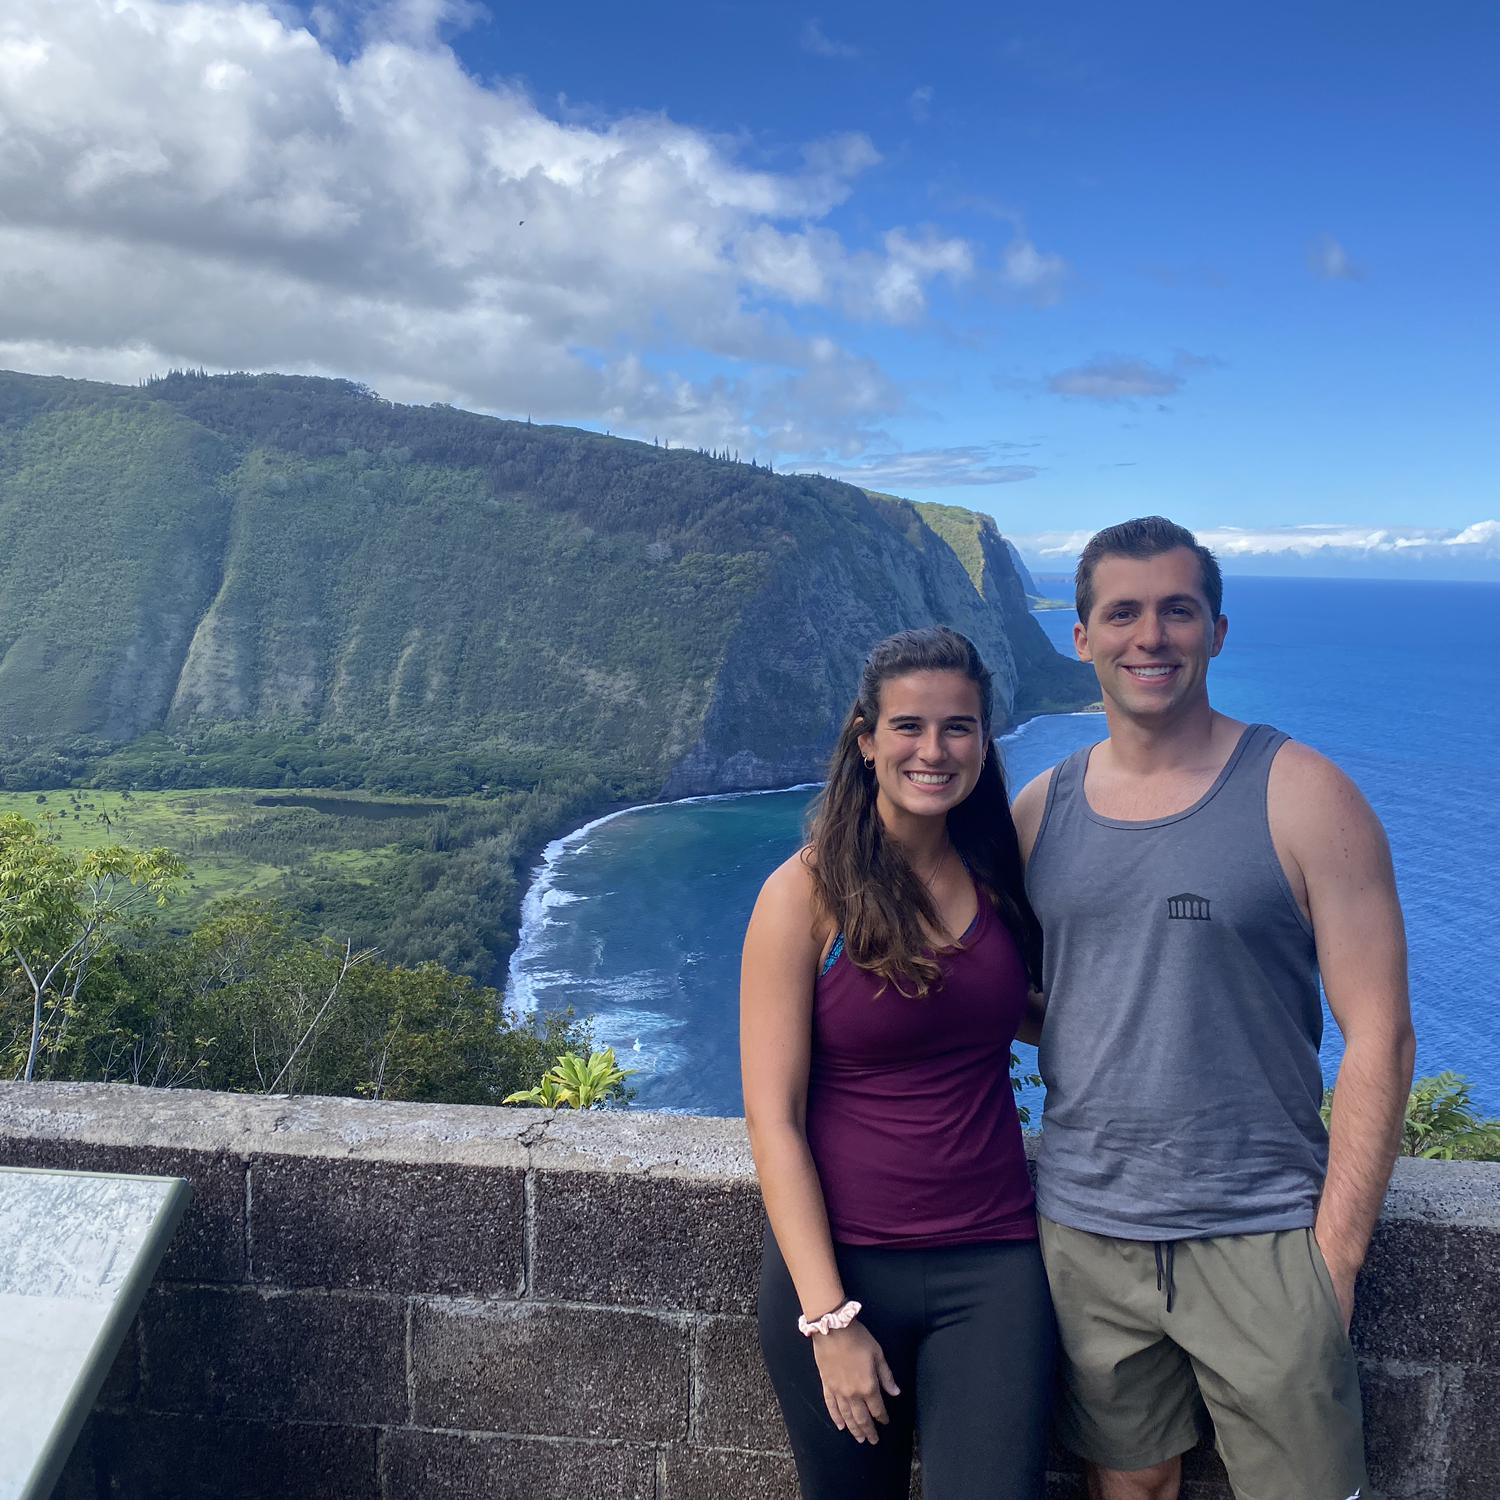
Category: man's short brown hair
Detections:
[{"x1": 1075, "y1": 516, "x2": 1223, "y2": 623}]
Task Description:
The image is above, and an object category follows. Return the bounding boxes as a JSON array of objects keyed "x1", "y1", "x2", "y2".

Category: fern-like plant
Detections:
[
  {"x1": 1400, "y1": 1073, "x2": 1500, "y2": 1161},
  {"x1": 1321, "y1": 1071, "x2": 1500, "y2": 1162}
]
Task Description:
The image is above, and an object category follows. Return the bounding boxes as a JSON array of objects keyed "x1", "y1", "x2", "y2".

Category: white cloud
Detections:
[
  {"x1": 1000, "y1": 236, "x2": 1067, "y2": 303},
  {"x1": 1009, "y1": 520, "x2": 1500, "y2": 580},
  {"x1": 908, "y1": 85, "x2": 933, "y2": 123},
  {"x1": 1309, "y1": 233, "x2": 1364, "y2": 281},
  {"x1": 1446, "y1": 520, "x2": 1500, "y2": 548},
  {"x1": 0, "y1": 0, "x2": 980, "y2": 458},
  {"x1": 796, "y1": 444, "x2": 1040, "y2": 490},
  {"x1": 1048, "y1": 357, "x2": 1180, "y2": 402},
  {"x1": 800, "y1": 18, "x2": 858, "y2": 60},
  {"x1": 1201, "y1": 522, "x2": 1500, "y2": 558},
  {"x1": 864, "y1": 228, "x2": 975, "y2": 322},
  {"x1": 1046, "y1": 350, "x2": 1219, "y2": 403}
]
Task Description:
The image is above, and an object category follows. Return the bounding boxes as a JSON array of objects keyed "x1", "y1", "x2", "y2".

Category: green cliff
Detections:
[{"x1": 0, "y1": 369, "x2": 1093, "y2": 796}]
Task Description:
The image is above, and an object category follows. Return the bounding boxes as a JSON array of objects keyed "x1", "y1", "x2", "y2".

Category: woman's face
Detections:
[{"x1": 857, "y1": 669, "x2": 987, "y2": 828}]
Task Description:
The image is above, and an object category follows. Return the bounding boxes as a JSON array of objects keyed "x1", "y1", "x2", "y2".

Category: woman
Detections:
[{"x1": 740, "y1": 626, "x2": 1054, "y2": 1500}]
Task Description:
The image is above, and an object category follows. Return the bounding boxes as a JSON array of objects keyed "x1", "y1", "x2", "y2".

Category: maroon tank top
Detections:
[{"x1": 806, "y1": 887, "x2": 1037, "y2": 1247}]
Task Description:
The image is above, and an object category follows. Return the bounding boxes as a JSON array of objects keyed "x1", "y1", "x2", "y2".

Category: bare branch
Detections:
[{"x1": 265, "y1": 941, "x2": 373, "y2": 1096}]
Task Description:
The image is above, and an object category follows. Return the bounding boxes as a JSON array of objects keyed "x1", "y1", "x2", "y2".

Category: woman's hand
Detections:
[{"x1": 811, "y1": 1322, "x2": 901, "y2": 1443}]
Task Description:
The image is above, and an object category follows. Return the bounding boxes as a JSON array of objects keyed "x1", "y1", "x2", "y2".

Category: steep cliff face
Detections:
[
  {"x1": 662, "y1": 497, "x2": 1094, "y2": 795},
  {"x1": 0, "y1": 392, "x2": 234, "y2": 741},
  {"x1": 0, "y1": 369, "x2": 1093, "y2": 794},
  {"x1": 913, "y1": 502, "x2": 1089, "y2": 712},
  {"x1": 1003, "y1": 539, "x2": 1045, "y2": 602}
]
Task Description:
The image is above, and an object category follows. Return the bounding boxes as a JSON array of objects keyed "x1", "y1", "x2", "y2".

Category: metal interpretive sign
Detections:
[{"x1": 0, "y1": 1165, "x2": 192, "y2": 1500}]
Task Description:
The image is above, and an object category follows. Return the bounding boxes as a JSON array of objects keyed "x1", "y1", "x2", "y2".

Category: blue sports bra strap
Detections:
[{"x1": 821, "y1": 933, "x2": 845, "y2": 977}]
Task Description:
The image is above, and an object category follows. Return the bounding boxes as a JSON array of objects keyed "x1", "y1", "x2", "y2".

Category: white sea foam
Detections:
[
  {"x1": 506, "y1": 725, "x2": 1082, "y2": 1015},
  {"x1": 584, "y1": 1004, "x2": 689, "y2": 1079},
  {"x1": 507, "y1": 721, "x2": 1085, "y2": 1017},
  {"x1": 1001, "y1": 710, "x2": 1099, "y2": 744},
  {"x1": 507, "y1": 781, "x2": 819, "y2": 1013}
]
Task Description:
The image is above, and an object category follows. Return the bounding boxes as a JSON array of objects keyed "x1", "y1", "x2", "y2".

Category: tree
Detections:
[
  {"x1": 82, "y1": 898, "x2": 598, "y2": 1104},
  {"x1": 0, "y1": 815, "x2": 183, "y2": 1081}
]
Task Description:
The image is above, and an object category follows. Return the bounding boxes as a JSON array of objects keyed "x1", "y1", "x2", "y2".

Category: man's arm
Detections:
[
  {"x1": 1010, "y1": 768, "x2": 1052, "y2": 864},
  {"x1": 1011, "y1": 769, "x2": 1052, "y2": 1046},
  {"x1": 1270, "y1": 744, "x2": 1415, "y2": 1328}
]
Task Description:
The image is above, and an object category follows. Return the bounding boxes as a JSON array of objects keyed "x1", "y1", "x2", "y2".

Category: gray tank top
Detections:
[{"x1": 1027, "y1": 723, "x2": 1328, "y2": 1239}]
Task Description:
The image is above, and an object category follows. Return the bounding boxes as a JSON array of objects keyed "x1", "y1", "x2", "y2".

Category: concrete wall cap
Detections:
[
  {"x1": 530, "y1": 1110, "x2": 754, "y2": 1179},
  {"x1": 0, "y1": 1082, "x2": 533, "y2": 1168},
  {"x1": 4, "y1": 1084, "x2": 1498, "y2": 1218},
  {"x1": 0, "y1": 1082, "x2": 757, "y2": 1180},
  {"x1": 1383, "y1": 1156, "x2": 1500, "y2": 1228}
]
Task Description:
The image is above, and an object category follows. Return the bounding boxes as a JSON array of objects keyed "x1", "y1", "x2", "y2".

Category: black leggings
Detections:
[{"x1": 758, "y1": 1229, "x2": 1056, "y2": 1499}]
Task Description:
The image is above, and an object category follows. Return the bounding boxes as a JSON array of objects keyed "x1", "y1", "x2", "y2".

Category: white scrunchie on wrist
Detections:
[{"x1": 798, "y1": 1298, "x2": 862, "y2": 1337}]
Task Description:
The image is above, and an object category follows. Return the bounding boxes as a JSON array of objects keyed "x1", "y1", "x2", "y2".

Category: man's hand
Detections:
[{"x1": 1315, "y1": 1230, "x2": 1358, "y2": 1331}]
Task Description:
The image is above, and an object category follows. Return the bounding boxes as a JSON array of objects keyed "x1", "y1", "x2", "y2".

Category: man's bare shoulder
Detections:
[
  {"x1": 1011, "y1": 767, "x2": 1056, "y2": 860},
  {"x1": 1268, "y1": 737, "x2": 1388, "y2": 859},
  {"x1": 1268, "y1": 737, "x2": 1369, "y2": 807}
]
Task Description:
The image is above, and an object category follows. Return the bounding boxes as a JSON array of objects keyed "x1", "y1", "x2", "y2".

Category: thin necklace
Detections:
[{"x1": 913, "y1": 840, "x2": 956, "y2": 890}]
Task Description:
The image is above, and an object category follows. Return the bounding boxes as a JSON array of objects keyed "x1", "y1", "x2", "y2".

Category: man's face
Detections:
[{"x1": 1074, "y1": 547, "x2": 1227, "y2": 722}]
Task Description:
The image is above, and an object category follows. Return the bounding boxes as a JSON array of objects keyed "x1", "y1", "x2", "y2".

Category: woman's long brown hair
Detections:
[{"x1": 806, "y1": 626, "x2": 1042, "y2": 996}]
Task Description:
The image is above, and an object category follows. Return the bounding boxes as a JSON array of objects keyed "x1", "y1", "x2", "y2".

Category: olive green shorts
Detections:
[{"x1": 1037, "y1": 1216, "x2": 1367, "y2": 1500}]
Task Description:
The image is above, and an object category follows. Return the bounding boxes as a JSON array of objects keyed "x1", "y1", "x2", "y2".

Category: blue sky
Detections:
[{"x1": 1, "y1": 0, "x2": 1495, "y2": 571}]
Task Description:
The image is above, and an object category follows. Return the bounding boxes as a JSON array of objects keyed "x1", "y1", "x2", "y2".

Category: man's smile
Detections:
[{"x1": 1121, "y1": 664, "x2": 1179, "y2": 680}]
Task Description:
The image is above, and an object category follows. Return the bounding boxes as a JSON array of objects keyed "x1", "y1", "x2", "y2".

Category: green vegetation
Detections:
[
  {"x1": 1398, "y1": 1073, "x2": 1500, "y2": 1160},
  {"x1": 0, "y1": 366, "x2": 1093, "y2": 983},
  {"x1": 0, "y1": 368, "x2": 1088, "y2": 786},
  {"x1": 910, "y1": 500, "x2": 992, "y2": 595},
  {"x1": 504, "y1": 1047, "x2": 636, "y2": 1109},
  {"x1": 0, "y1": 367, "x2": 822, "y2": 771},
  {"x1": 0, "y1": 815, "x2": 183, "y2": 1080},
  {"x1": 1011, "y1": 1050, "x2": 1043, "y2": 1126},
  {"x1": 0, "y1": 780, "x2": 621, "y2": 982},
  {"x1": 1, "y1": 812, "x2": 592, "y2": 1102},
  {"x1": 1322, "y1": 1072, "x2": 1500, "y2": 1162}
]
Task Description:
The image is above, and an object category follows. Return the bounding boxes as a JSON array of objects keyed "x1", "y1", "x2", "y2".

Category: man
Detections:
[{"x1": 1012, "y1": 516, "x2": 1414, "y2": 1500}]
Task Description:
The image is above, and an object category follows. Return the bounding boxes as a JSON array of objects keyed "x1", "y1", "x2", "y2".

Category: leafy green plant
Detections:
[
  {"x1": 1399, "y1": 1073, "x2": 1500, "y2": 1161},
  {"x1": 504, "y1": 1047, "x2": 636, "y2": 1110},
  {"x1": 1321, "y1": 1072, "x2": 1500, "y2": 1162},
  {"x1": 1011, "y1": 1050, "x2": 1042, "y2": 1127},
  {"x1": 0, "y1": 815, "x2": 183, "y2": 1081}
]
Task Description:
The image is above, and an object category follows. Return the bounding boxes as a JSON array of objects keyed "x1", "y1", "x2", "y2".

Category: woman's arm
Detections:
[
  {"x1": 740, "y1": 853, "x2": 898, "y2": 1443},
  {"x1": 740, "y1": 854, "x2": 846, "y2": 1321},
  {"x1": 1014, "y1": 990, "x2": 1047, "y2": 1048}
]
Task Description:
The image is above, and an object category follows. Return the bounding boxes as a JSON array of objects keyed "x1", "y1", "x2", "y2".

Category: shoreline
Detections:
[
  {"x1": 505, "y1": 708, "x2": 1106, "y2": 1014},
  {"x1": 504, "y1": 780, "x2": 824, "y2": 1012}
]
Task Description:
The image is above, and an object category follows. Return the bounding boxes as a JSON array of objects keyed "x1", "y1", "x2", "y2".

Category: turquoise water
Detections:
[{"x1": 509, "y1": 577, "x2": 1500, "y2": 1116}]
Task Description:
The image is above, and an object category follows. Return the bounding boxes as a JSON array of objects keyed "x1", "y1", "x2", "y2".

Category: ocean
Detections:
[{"x1": 507, "y1": 576, "x2": 1500, "y2": 1117}]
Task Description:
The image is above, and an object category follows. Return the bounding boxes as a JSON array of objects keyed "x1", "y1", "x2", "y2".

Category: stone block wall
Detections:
[{"x1": 0, "y1": 1082, "x2": 1496, "y2": 1499}]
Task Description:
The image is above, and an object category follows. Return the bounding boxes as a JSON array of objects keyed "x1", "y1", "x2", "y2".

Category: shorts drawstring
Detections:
[{"x1": 1153, "y1": 1240, "x2": 1178, "y2": 1313}]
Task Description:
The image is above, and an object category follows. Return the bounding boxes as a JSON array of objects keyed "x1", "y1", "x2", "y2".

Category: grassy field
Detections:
[{"x1": 0, "y1": 786, "x2": 459, "y2": 926}]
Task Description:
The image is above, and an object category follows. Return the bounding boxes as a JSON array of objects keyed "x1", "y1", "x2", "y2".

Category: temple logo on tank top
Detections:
[{"x1": 1166, "y1": 892, "x2": 1212, "y2": 921}]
